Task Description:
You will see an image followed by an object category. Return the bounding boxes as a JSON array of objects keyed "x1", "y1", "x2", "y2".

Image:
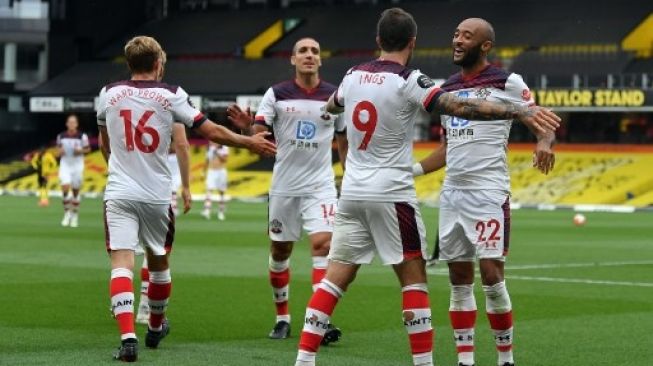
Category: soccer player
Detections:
[
  {"x1": 293, "y1": 9, "x2": 559, "y2": 366},
  {"x1": 31, "y1": 147, "x2": 57, "y2": 207},
  {"x1": 57, "y1": 114, "x2": 90, "y2": 227},
  {"x1": 414, "y1": 18, "x2": 556, "y2": 366},
  {"x1": 201, "y1": 142, "x2": 229, "y2": 221},
  {"x1": 227, "y1": 37, "x2": 347, "y2": 343},
  {"x1": 97, "y1": 35, "x2": 275, "y2": 362}
]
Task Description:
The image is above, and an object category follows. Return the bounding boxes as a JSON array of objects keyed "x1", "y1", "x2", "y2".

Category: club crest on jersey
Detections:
[
  {"x1": 270, "y1": 219, "x2": 283, "y2": 234},
  {"x1": 474, "y1": 87, "x2": 491, "y2": 99},
  {"x1": 296, "y1": 120, "x2": 317, "y2": 140}
]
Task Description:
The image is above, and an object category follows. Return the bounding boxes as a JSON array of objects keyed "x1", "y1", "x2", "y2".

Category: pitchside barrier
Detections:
[{"x1": 2, "y1": 143, "x2": 653, "y2": 210}]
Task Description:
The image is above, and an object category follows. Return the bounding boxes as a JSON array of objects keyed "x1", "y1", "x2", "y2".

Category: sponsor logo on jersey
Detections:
[
  {"x1": 270, "y1": 219, "x2": 283, "y2": 234},
  {"x1": 296, "y1": 120, "x2": 317, "y2": 140},
  {"x1": 417, "y1": 74, "x2": 435, "y2": 88}
]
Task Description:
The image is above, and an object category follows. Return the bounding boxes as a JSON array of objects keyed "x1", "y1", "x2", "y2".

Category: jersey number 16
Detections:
[{"x1": 119, "y1": 109, "x2": 160, "y2": 153}]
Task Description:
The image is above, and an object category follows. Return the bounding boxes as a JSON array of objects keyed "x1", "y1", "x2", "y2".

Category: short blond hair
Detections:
[{"x1": 124, "y1": 36, "x2": 167, "y2": 73}]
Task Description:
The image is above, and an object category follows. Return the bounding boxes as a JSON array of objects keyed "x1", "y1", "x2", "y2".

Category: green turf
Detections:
[{"x1": 0, "y1": 195, "x2": 651, "y2": 365}]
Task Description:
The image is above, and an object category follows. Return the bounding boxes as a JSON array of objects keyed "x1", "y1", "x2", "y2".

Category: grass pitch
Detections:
[{"x1": 0, "y1": 195, "x2": 651, "y2": 365}]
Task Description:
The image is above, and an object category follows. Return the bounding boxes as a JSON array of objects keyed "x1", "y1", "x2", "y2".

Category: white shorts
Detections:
[
  {"x1": 103, "y1": 199, "x2": 175, "y2": 256},
  {"x1": 328, "y1": 199, "x2": 428, "y2": 266},
  {"x1": 268, "y1": 191, "x2": 337, "y2": 242},
  {"x1": 438, "y1": 189, "x2": 511, "y2": 262},
  {"x1": 58, "y1": 164, "x2": 83, "y2": 188},
  {"x1": 206, "y1": 168, "x2": 227, "y2": 191}
]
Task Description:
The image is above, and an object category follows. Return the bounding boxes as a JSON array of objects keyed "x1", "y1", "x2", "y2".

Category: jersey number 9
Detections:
[{"x1": 352, "y1": 101, "x2": 378, "y2": 150}]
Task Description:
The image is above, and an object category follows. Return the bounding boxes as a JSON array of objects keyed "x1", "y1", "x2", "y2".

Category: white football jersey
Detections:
[
  {"x1": 57, "y1": 131, "x2": 89, "y2": 168},
  {"x1": 206, "y1": 145, "x2": 229, "y2": 162},
  {"x1": 334, "y1": 59, "x2": 443, "y2": 201},
  {"x1": 440, "y1": 66, "x2": 535, "y2": 192},
  {"x1": 255, "y1": 80, "x2": 345, "y2": 196},
  {"x1": 97, "y1": 80, "x2": 206, "y2": 204}
]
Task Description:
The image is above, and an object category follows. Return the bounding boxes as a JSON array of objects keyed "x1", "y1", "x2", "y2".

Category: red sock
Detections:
[
  {"x1": 402, "y1": 284, "x2": 433, "y2": 363},
  {"x1": 298, "y1": 280, "x2": 342, "y2": 354},
  {"x1": 270, "y1": 263, "x2": 290, "y2": 319},
  {"x1": 140, "y1": 265, "x2": 149, "y2": 296},
  {"x1": 488, "y1": 311, "x2": 513, "y2": 353},
  {"x1": 450, "y1": 310, "x2": 477, "y2": 355},
  {"x1": 148, "y1": 269, "x2": 171, "y2": 331},
  {"x1": 110, "y1": 268, "x2": 135, "y2": 340},
  {"x1": 311, "y1": 256, "x2": 327, "y2": 292}
]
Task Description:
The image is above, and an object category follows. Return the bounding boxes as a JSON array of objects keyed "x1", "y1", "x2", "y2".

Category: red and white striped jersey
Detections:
[
  {"x1": 334, "y1": 59, "x2": 443, "y2": 201},
  {"x1": 255, "y1": 80, "x2": 345, "y2": 196},
  {"x1": 57, "y1": 131, "x2": 89, "y2": 168},
  {"x1": 97, "y1": 80, "x2": 206, "y2": 204},
  {"x1": 440, "y1": 65, "x2": 534, "y2": 192}
]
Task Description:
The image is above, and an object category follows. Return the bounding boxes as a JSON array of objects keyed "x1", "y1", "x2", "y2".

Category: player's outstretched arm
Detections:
[
  {"x1": 172, "y1": 123, "x2": 192, "y2": 213},
  {"x1": 434, "y1": 92, "x2": 560, "y2": 134},
  {"x1": 196, "y1": 120, "x2": 276, "y2": 157},
  {"x1": 414, "y1": 139, "x2": 447, "y2": 177},
  {"x1": 226, "y1": 104, "x2": 269, "y2": 136}
]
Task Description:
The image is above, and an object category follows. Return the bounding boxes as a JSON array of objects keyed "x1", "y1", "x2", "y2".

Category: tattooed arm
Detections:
[{"x1": 433, "y1": 92, "x2": 560, "y2": 134}]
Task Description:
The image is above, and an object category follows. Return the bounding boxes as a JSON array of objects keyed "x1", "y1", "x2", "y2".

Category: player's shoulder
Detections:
[
  {"x1": 103, "y1": 80, "x2": 180, "y2": 94},
  {"x1": 441, "y1": 65, "x2": 511, "y2": 92},
  {"x1": 348, "y1": 59, "x2": 413, "y2": 80},
  {"x1": 271, "y1": 79, "x2": 333, "y2": 102}
]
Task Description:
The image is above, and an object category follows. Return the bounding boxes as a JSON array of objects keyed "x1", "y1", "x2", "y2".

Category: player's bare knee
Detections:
[
  {"x1": 479, "y1": 259, "x2": 505, "y2": 285},
  {"x1": 448, "y1": 261, "x2": 474, "y2": 285},
  {"x1": 147, "y1": 254, "x2": 169, "y2": 272},
  {"x1": 270, "y1": 241, "x2": 293, "y2": 260},
  {"x1": 325, "y1": 261, "x2": 359, "y2": 291},
  {"x1": 394, "y1": 258, "x2": 428, "y2": 287}
]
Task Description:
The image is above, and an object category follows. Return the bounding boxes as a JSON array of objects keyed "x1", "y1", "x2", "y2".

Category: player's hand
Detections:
[
  {"x1": 181, "y1": 187, "x2": 192, "y2": 214},
  {"x1": 226, "y1": 104, "x2": 254, "y2": 131},
  {"x1": 533, "y1": 140, "x2": 555, "y2": 174},
  {"x1": 246, "y1": 132, "x2": 276, "y2": 157},
  {"x1": 517, "y1": 106, "x2": 560, "y2": 134}
]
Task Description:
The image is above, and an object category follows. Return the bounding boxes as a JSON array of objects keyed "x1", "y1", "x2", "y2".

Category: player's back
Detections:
[
  {"x1": 98, "y1": 80, "x2": 201, "y2": 204},
  {"x1": 336, "y1": 60, "x2": 437, "y2": 201}
]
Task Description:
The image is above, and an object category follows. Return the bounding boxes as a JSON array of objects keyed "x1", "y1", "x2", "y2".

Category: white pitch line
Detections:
[
  {"x1": 505, "y1": 275, "x2": 653, "y2": 287},
  {"x1": 426, "y1": 260, "x2": 653, "y2": 287},
  {"x1": 427, "y1": 260, "x2": 653, "y2": 273},
  {"x1": 505, "y1": 260, "x2": 653, "y2": 270}
]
